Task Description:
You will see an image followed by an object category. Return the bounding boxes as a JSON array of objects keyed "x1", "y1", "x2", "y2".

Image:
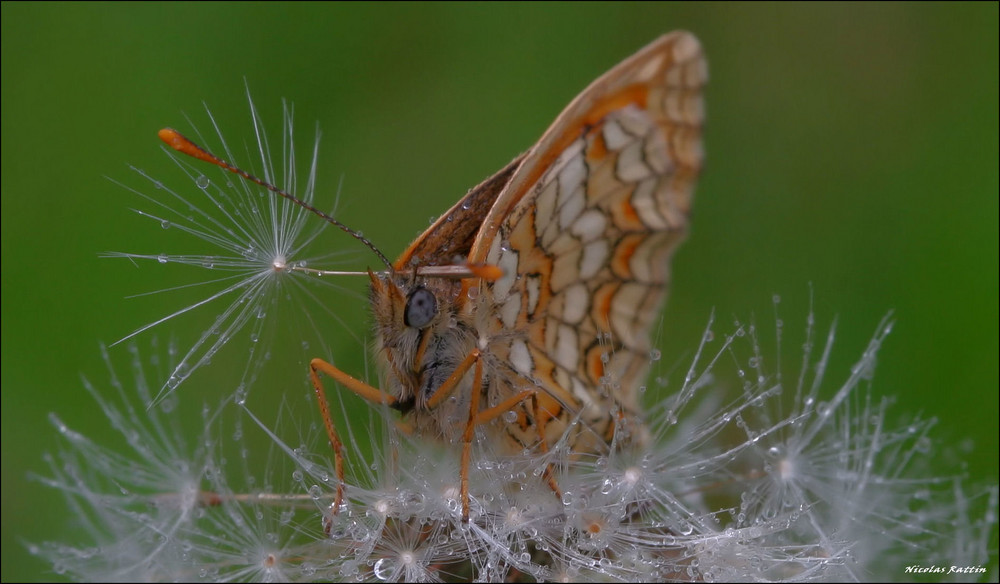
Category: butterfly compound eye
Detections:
[{"x1": 404, "y1": 287, "x2": 437, "y2": 329}]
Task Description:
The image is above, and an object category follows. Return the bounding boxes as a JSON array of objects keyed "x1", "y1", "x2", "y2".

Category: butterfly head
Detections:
[
  {"x1": 368, "y1": 259, "x2": 504, "y2": 335},
  {"x1": 368, "y1": 269, "x2": 477, "y2": 417},
  {"x1": 368, "y1": 270, "x2": 461, "y2": 340}
]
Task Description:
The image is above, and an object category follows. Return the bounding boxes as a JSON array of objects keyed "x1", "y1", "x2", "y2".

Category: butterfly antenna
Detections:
[{"x1": 159, "y1": 128, "x2": 393, "y2": 270}]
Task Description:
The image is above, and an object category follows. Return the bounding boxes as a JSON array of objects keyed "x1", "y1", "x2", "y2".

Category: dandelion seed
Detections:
[{"x1": 104, "y1": 91, "x2": 366, "y2": 405}]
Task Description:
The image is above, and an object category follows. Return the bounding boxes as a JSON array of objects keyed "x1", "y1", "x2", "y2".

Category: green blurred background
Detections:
[{"x1": 2, "y1": 3, "x2": 996, "y2": 581}]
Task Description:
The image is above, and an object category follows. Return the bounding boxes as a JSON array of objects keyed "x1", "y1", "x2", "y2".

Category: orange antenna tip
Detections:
[
  {"x1": 158, "y1": 127, "x2": 182, "y2": 147},
  {"x1": 155, "y1": 123, "x2": 392, "y2": 269},
  {"x1": 158, "y1": 128, "x2": 221, "y2": 166}
]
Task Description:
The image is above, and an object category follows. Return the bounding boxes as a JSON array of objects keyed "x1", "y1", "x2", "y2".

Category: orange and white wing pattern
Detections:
[{"x1": 469, "y1": 32, "x2": 707, "y2": 451}]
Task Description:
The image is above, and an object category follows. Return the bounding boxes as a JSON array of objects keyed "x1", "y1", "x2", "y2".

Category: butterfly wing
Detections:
[
  {"x1": 393, "y1": 154, "x2": 526, "y2": 271},
  {"x1": 467, "y1": 32, "x2": 707, "y2": 447}
]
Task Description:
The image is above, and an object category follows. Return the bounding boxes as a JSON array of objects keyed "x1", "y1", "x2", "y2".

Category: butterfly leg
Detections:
[
  {"x1": 417, "y1": 349, "x2": 490, "y2": 522},
  {"x1": 463, "y1": 383, "x2": 538, "y2": 522},
  {"x1": 309, "y1": 357, "x2": 398, "y2": 532},
  {"x1": 528, "y1": 394, "x2": 564, "y2": 502},
  {"x1": 392, "y1": 348, "x2": 546, "y2": 522},
  {"x1": 395, "y1": 347, "x2": 521, "y2": 522}
]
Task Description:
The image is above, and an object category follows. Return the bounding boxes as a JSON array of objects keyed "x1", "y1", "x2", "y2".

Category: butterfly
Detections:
[{"x1": 159, "y1": 31, "x2": 706, "y2": 523}]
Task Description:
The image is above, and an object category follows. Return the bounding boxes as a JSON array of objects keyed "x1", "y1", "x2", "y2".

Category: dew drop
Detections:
[
  {"x1": 157, "y1": 254, "x2": 169, "y2": 264},
  {"x1": 649, "y1": 349, "x2": 661, "y2": 361},
  {"x1": 195, "y1": 175, "x2": 210, "y2": 189},
  {"x1": 373, "y1": 558, "x2": 393, "y2": 581},
  {"x1": 159, "y1": 397, "x2": 175, "y2": 413}
]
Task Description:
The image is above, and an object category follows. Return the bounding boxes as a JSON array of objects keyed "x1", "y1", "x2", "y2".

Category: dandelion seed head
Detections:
[
  {"x1": 40, "y1": 320, "x2": 1000, "y2": 580},
  {"x1": 38, "y1": 86, "x2": 1000, "y2": 580}
]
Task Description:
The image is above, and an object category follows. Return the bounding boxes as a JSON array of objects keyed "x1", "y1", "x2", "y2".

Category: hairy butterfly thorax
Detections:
[{"x1": 369, "y1": 272, "x2": 478, "y2": 440}]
